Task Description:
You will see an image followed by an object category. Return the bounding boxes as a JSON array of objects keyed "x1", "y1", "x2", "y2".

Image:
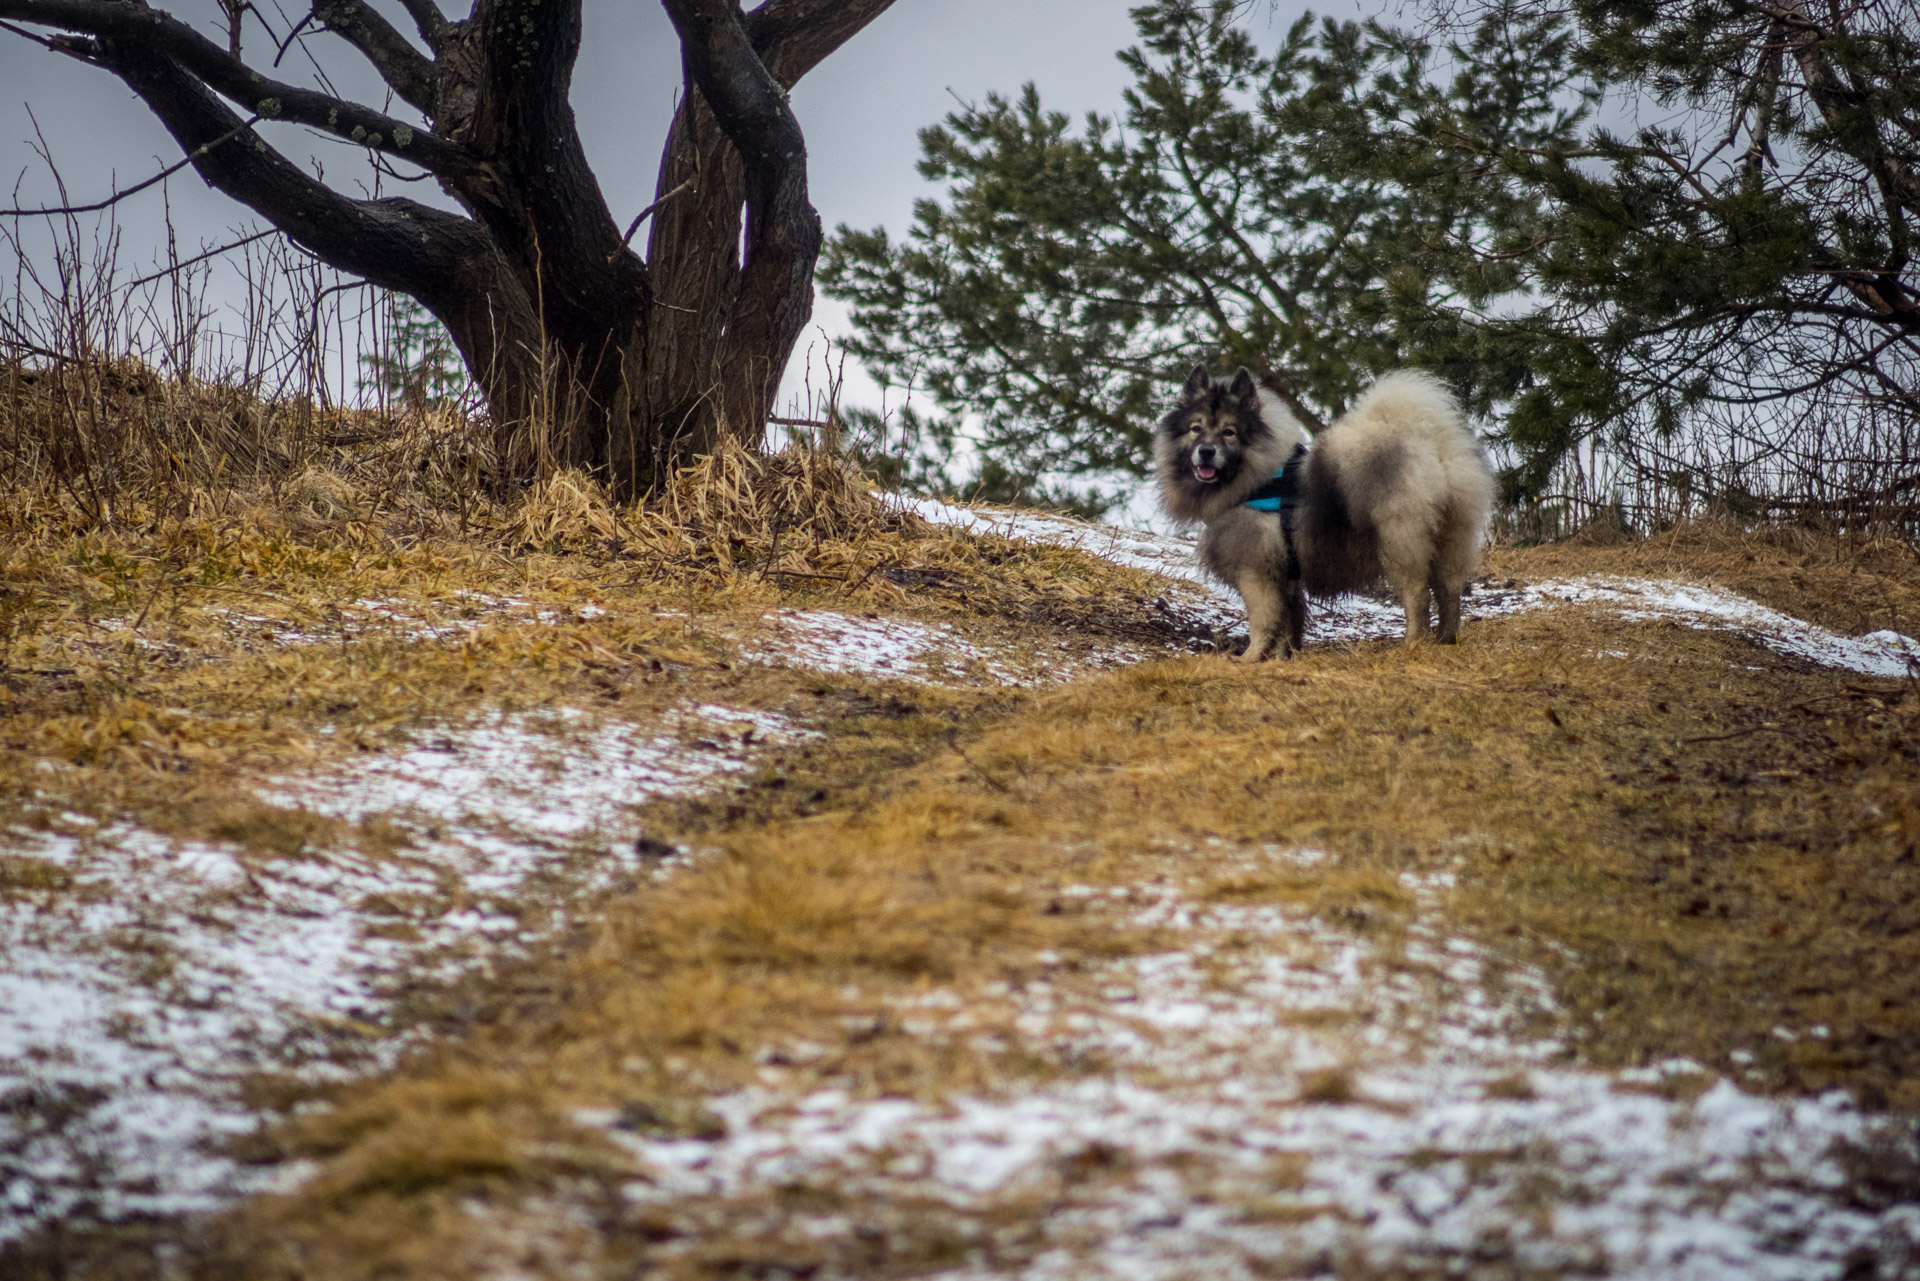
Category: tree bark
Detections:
[{"x1": 641, "y1": 0, "x2": 898, "y2": 473}]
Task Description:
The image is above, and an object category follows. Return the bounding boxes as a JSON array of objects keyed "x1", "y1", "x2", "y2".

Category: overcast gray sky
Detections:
[{"x1": 0, "y1": 0, "x2": 1334, "y2": 411}]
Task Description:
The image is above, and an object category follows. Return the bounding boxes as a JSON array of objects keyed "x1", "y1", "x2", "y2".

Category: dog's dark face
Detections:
[{"x1": 1158, "y1": 365, "x2": 1268, "y2": 492}]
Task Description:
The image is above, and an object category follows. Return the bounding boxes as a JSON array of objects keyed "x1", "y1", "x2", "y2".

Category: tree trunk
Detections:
[{"x1": 424, "y1": 247, "x2": 650, "y2": 488}]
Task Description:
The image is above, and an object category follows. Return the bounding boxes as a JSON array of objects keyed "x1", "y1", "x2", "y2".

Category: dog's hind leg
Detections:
[
  {"x1": 1399, "y1": 579, "x2": 1433, "y2": 643},
  {"x1": 1429, "y1": 505, "x2": 1481, "y2": 645},
  {"x1": 1377, "y1": 521, "x2": 1434, "y2": 645},
  {"x1": 1430, "y1": 566, "x2": 1461, "y2": 644},
  {"x1": 1236, "y1": 572, "x2": 1285, "y2": 662}
]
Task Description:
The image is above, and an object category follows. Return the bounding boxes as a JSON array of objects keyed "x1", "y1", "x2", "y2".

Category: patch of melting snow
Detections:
[
  {"x1": 601, "y1": 856, "x2": 1918, "y2": 1279},
  {"x1": 906, "y1": 497, "x2": 1920, "y2": 674},
  {"x1": 211, "y1": 590, "x2": 606, "y2": 648},
  {"x1": 1476, "y1": 577, "x2": 1920, "y2": 677},
  {"x1": 746, "y1": 610, "x2": 1145, "y2": 687},
  {"x1": 260, "y1": 703, "x2": 811, "y2": 833},
  {"x1": 0, "y1": 703, "x2": 813, "y2": 1241}
]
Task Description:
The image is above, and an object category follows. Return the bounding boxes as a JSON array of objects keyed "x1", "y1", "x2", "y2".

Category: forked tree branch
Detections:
[
  {"x1": 661, "y1": 0, "x2": 823, "y2": 429},
  {"x1": 311, "y1": 0, "x2": 436, "y2": 113},
  {"x1": 455, "y1": 0, "x2": 646, "y2": 342},
  {"x1": 641, "y1": 0, "x2": 895, "y2": 438},
  {"x1": 0, "y1": 0, "x2": 471, "y2": 176},
  {"x1": 744, "y1": 0, "x2": 899, "y2": 85},
  {"x1": 665, "y1": 0, "x2": 809, "y2": 163},
  {"x1": 92, "y1": 33, "x2": 482, "y2": 306}
]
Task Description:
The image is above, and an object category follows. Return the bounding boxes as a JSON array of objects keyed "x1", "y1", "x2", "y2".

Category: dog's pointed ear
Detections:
[
  {"x1": 1183, "y1": 364, "x2": 1212, "y2": 399},
  {"x1": 1228, "y1": 367, "x2": 1259, "y2": 406}
]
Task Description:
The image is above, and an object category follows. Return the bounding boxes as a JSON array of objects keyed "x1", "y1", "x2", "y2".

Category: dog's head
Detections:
[{"x1": 1155, "y1": 366, "x2": 1271, "y2": 517}]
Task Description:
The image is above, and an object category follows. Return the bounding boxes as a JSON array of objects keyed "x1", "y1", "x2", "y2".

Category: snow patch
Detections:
[
  {"x1": 1476, "y1": 577, "x2": 1920, "y2": 677},
  {"x1": 900, "y1": 497, "x2": 1403, "y2": 644},
  {"x1": 746, "y1": 609, "x2": 1144, "y2": 687},
  {"x1": 261, "y1": 703, "x2": 813, "y2": 834},
  {"x1": 907, "y1": 497, "x2": 1920, "y2": 674},
  {"x1": 212, "y1": 590, "x2": 607, "y2": 648},
  {"x1": 603, "y1": 863, "x2": 1917, "y2": 1279},
  {"x1": 0, "y1": 703, "x2": 810, "y2": 1241}
]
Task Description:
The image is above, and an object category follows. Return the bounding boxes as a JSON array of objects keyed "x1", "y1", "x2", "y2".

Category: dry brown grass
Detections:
[
  {"x1": 5, "y1": 368, "x2": 1920, "y2": 1277},
  {"x1": 0, "y1": 379, "x2": 1214, "y2": 834},
  {"x1": 163, "y1": 572, "x2": 1916, "y2": 1277}
]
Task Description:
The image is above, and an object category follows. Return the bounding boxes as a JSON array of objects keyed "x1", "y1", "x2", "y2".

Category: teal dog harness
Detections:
[{"x1": 1243, "y1": 443, "x2": 1308, "y2": 512}]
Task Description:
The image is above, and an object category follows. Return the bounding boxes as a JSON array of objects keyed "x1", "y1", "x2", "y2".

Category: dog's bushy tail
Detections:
[{"x1": 1301, "y1": 371, "x2": 1493, "y2": 597}]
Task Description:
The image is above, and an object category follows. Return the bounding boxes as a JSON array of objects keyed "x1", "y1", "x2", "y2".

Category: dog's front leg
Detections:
[
  {"x1": 1236, "y1": 572, "x2": 1285, "y2": 663},
  {"x1": 1281, "y1": 578, "x2": 1306, "y2": 657}
]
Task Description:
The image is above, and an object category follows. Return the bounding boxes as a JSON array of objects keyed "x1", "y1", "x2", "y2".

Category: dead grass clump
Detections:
[
  {"x1": 1481, "y1": 1073, "x2": 1538, "y2": 1102},
  {"x1": 6, "y1": 356, "x2": 1202, "y2": 653},
  {"x1": 501, "y1": 468, "x2": 622, "y2": 551},
  {"x1": 2, "y1": 352, "x2": 506, "y2": 546},
  {"x1": 166, "y1": 800, "x2": 343, "y2": 861},
  {"x1": 279, "y1": 468, "x2": 368, "y2": 528},
  {"x1": 1295, "y1": 1067, "x2": 1359, "y2": 1105},
  {"x1": 627, "y1": 438, "x2": 923, "y2": 575},
  {"x1": 0, "y1": 853, "x2": 74, "y2": 899}
]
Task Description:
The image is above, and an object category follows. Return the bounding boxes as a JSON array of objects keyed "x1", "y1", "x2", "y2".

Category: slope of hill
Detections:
[{"x1": 2, "y1": 472, "x2": 1917, "y2": 1279}]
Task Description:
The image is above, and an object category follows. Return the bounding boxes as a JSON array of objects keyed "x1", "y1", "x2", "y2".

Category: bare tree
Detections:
[{"x1": 0, "y1": 0, "x2": 897, "y2": 497}]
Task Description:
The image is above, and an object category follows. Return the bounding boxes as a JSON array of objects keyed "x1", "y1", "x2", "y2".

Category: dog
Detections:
[{"x1": 1155, "y1": 365, "x2": 1494, "y2": 659}]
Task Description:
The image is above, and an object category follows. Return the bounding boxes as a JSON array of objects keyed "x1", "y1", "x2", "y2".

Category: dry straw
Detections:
[{"x1": 623, "y1": 438, "x2": 925, "y2": 573}]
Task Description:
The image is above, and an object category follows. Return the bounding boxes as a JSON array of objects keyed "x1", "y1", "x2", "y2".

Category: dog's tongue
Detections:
[{"x1": 1194, "y1": 465, "x2": 1218, "y2": 481}]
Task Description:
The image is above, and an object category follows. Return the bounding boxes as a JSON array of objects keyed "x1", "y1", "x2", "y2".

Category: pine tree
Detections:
[
  {"x1": 826, "y1": 0, "x2": 1919, "y2": 521},
  {"x1": 1467, "y1": 0, "x2": 1920, "y2": 514},
  {"x1": 820, "y1": 0, "x2": 1589, "y2": 501},
  {"x1": 361, "y1": 296, "x2": 469, "y2": 413}
]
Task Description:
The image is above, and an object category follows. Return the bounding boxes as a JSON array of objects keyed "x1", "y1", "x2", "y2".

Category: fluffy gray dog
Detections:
[{"x1": 1155, "y1": 366, "x2": 1495, "y2": 660}]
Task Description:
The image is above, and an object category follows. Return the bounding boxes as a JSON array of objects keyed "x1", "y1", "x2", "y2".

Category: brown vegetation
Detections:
[
  {"x1": 3, "y1": 355, "x2": 1919, "y2": 1278},
  {"x1": 137, "y1": 569, "x2": 1911, "y2": 1280}
]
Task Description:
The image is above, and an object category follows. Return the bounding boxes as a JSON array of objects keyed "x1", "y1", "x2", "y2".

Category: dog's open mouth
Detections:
[{"x1": 1193, "y1": 464, "x2": 1218, "y2": 482}]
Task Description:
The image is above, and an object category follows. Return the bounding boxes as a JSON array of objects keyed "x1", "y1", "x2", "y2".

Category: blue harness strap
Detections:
[{"x1": 1243, "y1": 443, "x2": 1308, "y2": 512}]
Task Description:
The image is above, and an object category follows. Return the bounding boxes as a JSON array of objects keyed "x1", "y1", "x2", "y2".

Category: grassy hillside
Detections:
[{"x1": 2, "y1": 377, "x2": 1919, "y2": 1278}]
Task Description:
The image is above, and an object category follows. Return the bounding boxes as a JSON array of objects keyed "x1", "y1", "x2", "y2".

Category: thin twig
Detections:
[
  {"x1": 273, "y1": 10, "x2": 316, "y2": 66},
  {"x1": 0, "y1": 17, "x2": 63, "y2": 50},
  {"x1": 758, "y1": 518, "x2": 785, "y2": 579},
  {"x1": 948, "y1": 731, "x2": 1012, "y2": 793},
  {"x1": 1681, "y1": 722, "x2": 1789, "y2": 744},
  {"x1": 612, "y1": 179, "x2": 693, "y2": 259},
  {"x1": 130, "y1": 556, "x2": 178, "y2": 633},
  {"x1": 123, "y1": 228, "x2": 279, "y2": 290},
  {"x1": 0, "y1": 116, "x2": 261, "y2": 218},
  {"x1": 844, "y1": 557, "x2": 895, "y2": 594}
]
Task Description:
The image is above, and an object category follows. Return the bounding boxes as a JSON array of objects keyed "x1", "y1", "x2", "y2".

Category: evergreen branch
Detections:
[
  {"x1": 1766, "y1": 0, "x2": 1920, "y2": 220},
  {"x1": 1168, "y1": 141, "x2": 1309, "y2": 319}
]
